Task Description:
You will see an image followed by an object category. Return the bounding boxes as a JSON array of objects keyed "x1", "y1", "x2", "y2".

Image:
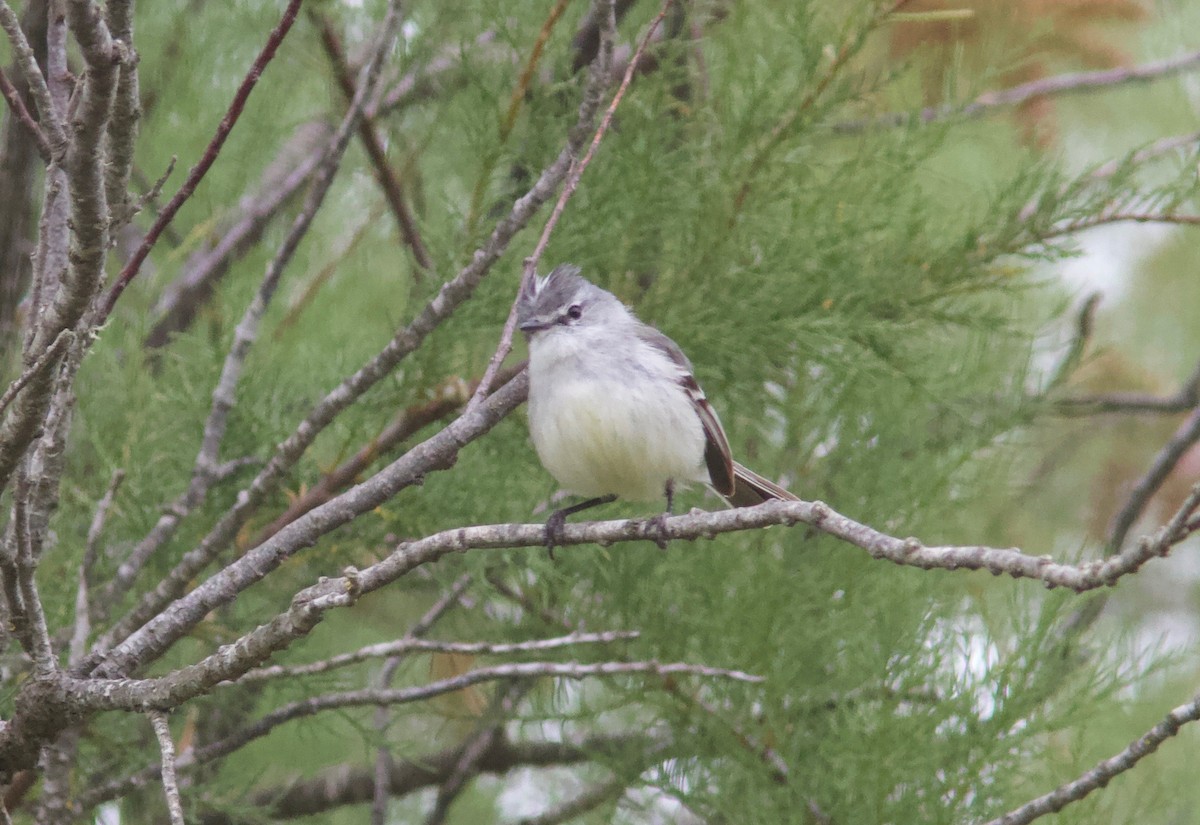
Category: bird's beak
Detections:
[{"x1": 518, "y1": 318, "x2": 550, "y2": 333}]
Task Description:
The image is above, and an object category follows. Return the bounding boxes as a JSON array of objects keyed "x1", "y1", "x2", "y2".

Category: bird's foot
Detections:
[
  {"x1": 544, "y1": 509, "x2": 569, "y2": 559},
  {"x1": 647, "y1": 512, "x2": 670, "y2": 551}
]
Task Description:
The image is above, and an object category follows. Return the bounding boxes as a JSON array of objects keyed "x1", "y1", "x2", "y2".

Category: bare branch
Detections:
[
  {"x1": 314, "y1": 11, "x2": 432, "y2": 273},
  {"x1": 70, "y1": 468, "x2": 124, "y2": 666},
  {"x1": 514, "y1": 776, "x2": 628, "y2": 825},
  {"x1": 0, "y1": 328, "x2": 71, "y2": 420},
  {"x1": 836, "y1": 48, "x2": 1200, "y2": 134},
  {"x1": 144, "y1": 120, "x2": 330, "y2": 349},
  {"x1": 1055, "y1": 367, "x2": 1200, "y2": 415},
  {"x1": 75, "y1": 660, "x2": 754, "y2": 749},
  {"x1": 89, "y1": 0, "x2": 618, "y2": 670},
  {"x1": 251, "y1": 363, "x2": 522, "y2": 546},
  {"x1": 1106, "y1": 407, "x2": 1200, "y2": 555},
  {"x1": 1038, "y1": 211, "x2": 1200, "y2": 241},
  {"x1": 0, "y1": 67, "x2": 49, "y2": 162},
  {"x1": 102, "y1": 0, "x2": 139, "y2": 232},
  {"x1": 467, "y1": 0, "x2": 622, "y2": 409},
  {"x1": 11, "y1": 468, "x2": 54, "y2": 670},
  {"x1": 173, "y1": 732, "x2": 663, "y2": 824},
  {"x1": 238, "y1": 630, "x2": 640, "y2": 684},
  {"x1": 984, "y1": 689, "x2": 1200, "y2": 825},
  {"x1": 149, "y1": 712, "x2": 185, "y2": 825},
  {"x1": 424, "y1": 681, "x2": 533, "y2": 825},
  {"x1": 0, "y1": 0, "x2": 65, "y2": 152},
  {"x1": 100, "y1": 0, "x2": 304, "y2": 318}
]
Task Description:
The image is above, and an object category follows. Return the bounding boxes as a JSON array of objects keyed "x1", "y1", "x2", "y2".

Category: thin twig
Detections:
[
  {"x1": 70, "y1": 468, "x2": 124, "y2": 666},
  {"x1": 372, "y1": 573, "x2": 471, "y2": 825},
  {"x1": 88, "y1": 0, "x2": 614, "y2": 670},
  {"x1": 0, "y1": 329, "x2": 71, "y2": 421},
  {"x1": 468, "y1": 0, "x2": 665, "y2": 411},
  {"x1": 0, "y1": 0, "x2": 65, "y2": 152},
  {"x1": 836, "y1": 48, "x2": 1200, "y2": 134},
  {"x1": 0, "y1": 66, "x2": 50, "y2": 162},
  {"x1": 251, "y1": 363, "x2": 521, "y2": 546},
  {"x1": 149, "y1": 711, "x2": 185, "y2": 825},
  {"x1": 983, "y1": 688, "x2": 1200, "y2": 825},
  {"x1": 424, "y1": 681, "x2": 533, "y2": 825},
  {"x1": 100, "y1": 0, "x2": 304, "y2": 319},
  {"x1": 1056, "y1": 360, "x2": 1200, "y2": 416},
  {"x1": 1106, "y1": 407, "x2": 1200, "y2": 555},
  {"x1": 79, "y1": 659, "x2": 761, "y2": 738},
  {"x1": 237, "y1": 630, "x2": 640, "y2": 683},
  {"x1": 86, "y1": 730, "x2": 662, "y2": 813},
  {"x1": 514, "y1": 776, "x2": 628, "y2": 825},
  {"x1": 1039, "y1": 211, "x2": 1200, "y2": 240},
  {"x1": 314, "y1": 11, "x2": 432, "y2": 273}
]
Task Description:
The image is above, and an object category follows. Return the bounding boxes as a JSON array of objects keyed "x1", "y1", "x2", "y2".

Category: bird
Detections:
[{"x1": 516, "y1": 263, "x2": 798, "y2": 548}]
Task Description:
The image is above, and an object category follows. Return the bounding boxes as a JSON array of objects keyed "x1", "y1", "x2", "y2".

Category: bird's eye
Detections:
[{"x1": 566, "y1": 304, "x2": 583, "y2": 320}]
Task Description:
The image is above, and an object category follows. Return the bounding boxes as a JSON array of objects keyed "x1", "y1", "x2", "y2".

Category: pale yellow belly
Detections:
[{"x1": 529, "y1": 375, "x2": 706, "y2": 501}]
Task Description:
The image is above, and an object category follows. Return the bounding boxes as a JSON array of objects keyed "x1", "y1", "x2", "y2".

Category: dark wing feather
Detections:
[{"x1": 635, "y1": 325, "x2": 736, "y2": 497}]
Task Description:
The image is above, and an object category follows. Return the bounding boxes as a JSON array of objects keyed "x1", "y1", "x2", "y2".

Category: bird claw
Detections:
[
  {"x1": 544, "y1": 509, "x2": 569, "y2": 559},
  {"x1": 647, "y1": 513, "x2": 670, "y2": 550}
]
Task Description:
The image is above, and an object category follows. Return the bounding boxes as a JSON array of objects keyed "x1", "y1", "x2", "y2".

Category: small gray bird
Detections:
[{"x1": 517, "y1": 264, "x2": 797, "y2": 546}]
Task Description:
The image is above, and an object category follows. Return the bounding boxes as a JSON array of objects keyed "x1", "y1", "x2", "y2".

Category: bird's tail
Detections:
[{"x1": 724, "y1": 461, "x2": 799, "y2": 507}]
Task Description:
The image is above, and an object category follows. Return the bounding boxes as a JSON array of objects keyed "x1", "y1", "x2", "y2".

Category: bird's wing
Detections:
[{"x1": 634, "y1": 325, "x2": 736, "y2": 497}]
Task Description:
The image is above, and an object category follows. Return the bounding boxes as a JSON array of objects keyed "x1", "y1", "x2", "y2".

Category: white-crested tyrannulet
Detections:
[{"x1": 517, "y1": 264, "x2": 796, "y2": 544}]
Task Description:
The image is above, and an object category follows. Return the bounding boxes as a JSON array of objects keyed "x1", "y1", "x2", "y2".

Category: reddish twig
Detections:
[
  {"x1": 0, "y1": 66, "x2": 50, "y2": 162},
  {"x1": 467, "y1": 0, "x2": 673, "y2": 411},
  {"x1": 314, "y1": 11, "x2": 432, "y2": 273},
  {"x1": 100, "y1": 0, "x2": 304, "y2": 320}
]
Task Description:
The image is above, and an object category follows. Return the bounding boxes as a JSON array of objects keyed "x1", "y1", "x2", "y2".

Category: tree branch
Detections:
[
  {"x1": 100, "y1": 0, "x2": 304, "y2": 318},
  {"x1": 313, "y1": 11, "x2": 432, "y2": 273},
  {"x1": 1054, "y1": 358, "x2": 1200, "y2": 415},
  {"x1": 182, "y1": 732, "x2": 662, "y2": 824},
  {"x1": 143, "y1": 120, "x2": 330, "y2": 349},
  {"x1": 984, "y1": 688, "x2": 1200, "y2": 825},
  {"x1": 149, "y1": 711, "x2": 185, "y2": 825},
  {"x1": 69, "y1": 467, "x2": 123, "y2": 666},
  {"x1": 0, "y1": 0, "x2": 65, "y2": 153},
  {"x1": 424, "y1": 680, "x2": 533, "y2": 825},
  {"x1": 77, "y1": 662, "x2": 745, "y2": 770},
  {"x1": 88, "y1": 0, "x2": 619, "y2": 672},
  {"x1": 87, "y1": 371, "x2": 528, "y2": 679},
  {"x1": 250, "y1": 363, "x2": 522, "y2": 548},
  {"x1": 836, "y1": 47, "x2": 1200, "y2": 133},
  {"x1": 237, "y1": 630, "x2": 640, "y2": 684},
  {"x1": 0, "y1": 67, "x2": 49, "y2": 162}
]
